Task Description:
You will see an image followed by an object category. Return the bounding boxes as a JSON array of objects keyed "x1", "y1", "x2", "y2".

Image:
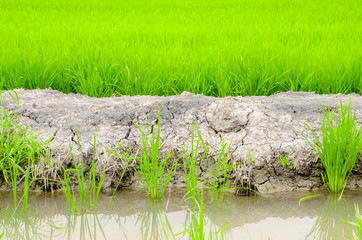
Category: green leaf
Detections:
[{"x1": 299, "y1": 194, "x2": 320, "y2": 206}]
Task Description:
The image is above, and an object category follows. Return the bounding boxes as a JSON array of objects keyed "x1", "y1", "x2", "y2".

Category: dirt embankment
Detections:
[{"x1": 2, "y1": 89, "x2": 362, "y2": 194}]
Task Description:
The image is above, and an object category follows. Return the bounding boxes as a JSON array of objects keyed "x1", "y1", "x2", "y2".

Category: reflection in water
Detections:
[
  {"x1": 208, "y1": 193, "x2": 260, "y2": 228},
  {"x1": 134, "y1": 199, "x2": 175, "y2": 240},
  {"x1": 0, "y1": 190, "x2": 361, "y2": 239},
  {"x1": 58, "y1": 214, "x2": 108, "y2": 240},
  {"x1": 305, "y1": 195, "x2": 357, "y2": 240},
  {"x1": 0, "y1": 208, "x2": 59, "y2": 240}
]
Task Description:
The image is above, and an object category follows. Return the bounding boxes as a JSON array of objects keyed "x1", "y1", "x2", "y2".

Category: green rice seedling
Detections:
[
  {"x1": 343, "y1": 204, "x2": 362, "y2": 240},
  {"x1": 8, "y1": 150, "x2": 35, "y2": 212},
  {"x1": 180, "y1": 121, "x2": 208, "y2": 208},
  {"x1": 0, "y1": 90, "x2": 50, "y2": 211},
  {"x1": 7, "y1": 152, "x2": 60, "y2": 212},
  {"x1": 298, "y1": 194, "x2": 320, "y2": 206},
  {"x1": 104, "y1": 142, "x2": 134, "y2": 206},
  {"x1": 199, "y1": 135, "x2": 235, "y2": 206},
  {"x1": 132, "y1": 105, "x2": 177, "y2": 200},
  {"x1": 209, "y1": 138, "x2": 234, "y2": 206},
  {"x1": 247, "y1": 149, "x2": 254, "y2": 165},
  {"x1": 69, "y1": 129, "x2": 88, "y2": 212},
  {"x1": 277, "y1": 154, "x2": 290, "y2": 168},
  {"x1": 22, "y1": 159, "x2": 31, "y2": 212},
  {"x1": 58, "y1": 128, "x2": 106, "y2": 212},
  {"x1": 1, "y1": 0, "x2": 362, "y2": 97},
  {"x1": 88, "y1": 139, "x2": 107, "y2": 210},
  {"x1": 302, "y1": 99, "x2": 362, "y2": 194},
  {"x1": 11, "y1": 157, "x2": 32, "y2": 212},
  {"x1": 60, "y1": 168, "x2": 78, "y2": 213},
  {"x1": 10, "y1": 159, "x2": 19, "y2": 209}
]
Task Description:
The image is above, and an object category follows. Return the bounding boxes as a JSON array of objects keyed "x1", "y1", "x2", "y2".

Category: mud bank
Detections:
[{"x1": 2, "y1": 89, "x2": 362, "y2": 194}]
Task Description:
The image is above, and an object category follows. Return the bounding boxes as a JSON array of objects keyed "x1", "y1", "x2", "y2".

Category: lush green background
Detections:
[{"x1": 0, "y1": 0, "x2": 361, "y2": 97}]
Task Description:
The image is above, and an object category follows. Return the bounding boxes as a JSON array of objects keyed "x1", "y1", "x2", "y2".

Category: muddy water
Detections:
[{"x1": 0, "y1": 189, "x2": 361, "y2": 240}]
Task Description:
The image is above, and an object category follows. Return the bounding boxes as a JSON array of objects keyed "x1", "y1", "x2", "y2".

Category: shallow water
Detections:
[{"x1": 0, "y1": 189, "x2": 361, "y2": 240}]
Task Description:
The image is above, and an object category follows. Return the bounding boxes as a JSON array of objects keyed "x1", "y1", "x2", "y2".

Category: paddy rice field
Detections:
[
  {"x1": 0, "y1": 0, "x2": 361, "y2": 97},
  {"x1": 1, "y1": 1, "x2": 362, "y2": 238}
]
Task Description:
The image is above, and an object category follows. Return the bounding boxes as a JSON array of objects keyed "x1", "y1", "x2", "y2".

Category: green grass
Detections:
[
  {"x1": 0, "y1": 0, "x2": 361, "y2": 97},
  {"x1": 132, "y1": 105, "x2": 177, "y2": 200},
  {"x1": 302, "y1": 99, "x2": 362, "y2": 194}
]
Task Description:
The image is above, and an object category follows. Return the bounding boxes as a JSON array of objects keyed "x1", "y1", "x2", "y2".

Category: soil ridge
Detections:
[{"x1": 2, "y1": 89, "x2": 362, "y2": 193}]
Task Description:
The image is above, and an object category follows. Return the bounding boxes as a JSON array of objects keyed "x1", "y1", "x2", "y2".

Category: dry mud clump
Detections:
[{"x1": 2, "y1": 89, "x2": 362, "y2": 194}]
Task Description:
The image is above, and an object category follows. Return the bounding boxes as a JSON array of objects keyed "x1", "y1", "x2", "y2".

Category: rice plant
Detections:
[
  {"x1": 0, "y1": 90, "x2": 50, "y2": 211},
  {"x1": 105, "y1": 143, "x2": 133, "y2": 206},
  {"x1": 0, "y1": 0, "x2": 361, "y2": 97},
  {"x1": 58, "y1": 128, "x2": 106, "y2": 213},
  {"x1": 181, "y1": 121, "x2": 252, "y2": 205},
  {"x1": 302, "y1": 99, "x2": 362, "y2": 194},
  {"x1": 132, "y1": 105, "x2": 177, "y2": 200},
  {"x1": 277, "y1": 154, "x2": 290, "y2": 168},
  {"x1": 199, "y1": 135, "x2": 235, "y2": 206},
  {"x1": 210, "y1": 139, "x2": 235, "y2": 206},
  {"x1": 180, "y1": 121, "x2": 207, "y2": 208}
]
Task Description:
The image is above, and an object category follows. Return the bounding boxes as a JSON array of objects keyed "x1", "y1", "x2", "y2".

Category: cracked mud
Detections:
[{"x1": 2, "y1": 89, "x2": 362, "y2": 194}]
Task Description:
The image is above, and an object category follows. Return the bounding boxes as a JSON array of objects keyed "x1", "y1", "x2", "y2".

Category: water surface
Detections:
[{"x1": 0, "y1": 189, "x2": 361, "y2": 240}]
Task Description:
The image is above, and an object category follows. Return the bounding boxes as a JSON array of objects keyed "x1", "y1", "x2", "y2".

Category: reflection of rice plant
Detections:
[
  {"x1": 343, "y1": 204, "x2": 362, "y2": 240},
  {"x1": 132, "y1": 105, "x2": 177, "y2": 200},
  {"x1": 53, "y1": 213, "x2": 107, "y2": 240},
  {"x1": 302, "y1": 99, "x2": 362, "y2": 194},
  {"x1": 135, "y1": 199, "x2": 175, "y2": 240},
  {"x1": 305, "y1": 195, "x2": 356, "y2": 240},
  {"x1": 178, "y1": 187, "x2": 229, "y2": 240},
  {"x1": 0, "y1": 207, "x2": 55, "y2": 240}
]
